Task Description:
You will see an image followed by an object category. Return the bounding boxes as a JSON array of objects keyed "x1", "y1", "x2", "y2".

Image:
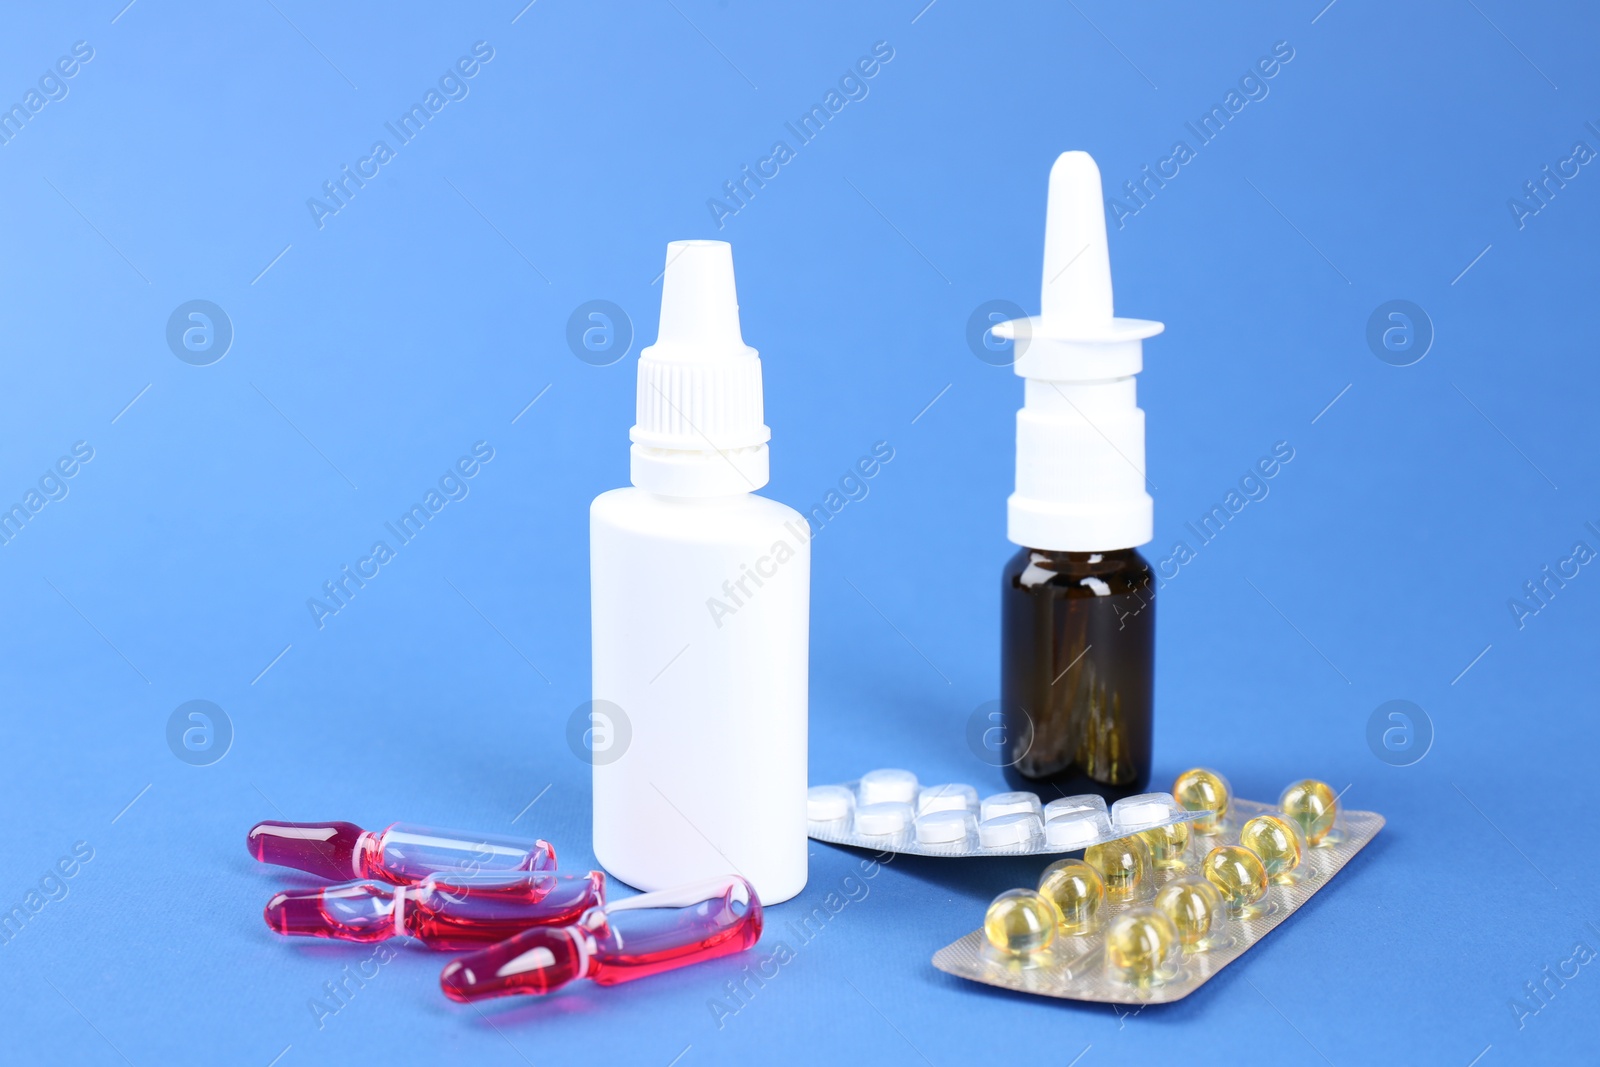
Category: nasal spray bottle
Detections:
[
  {"x1": 591, "y1": 240, "x2": 809, "y2": 905},
  {"x1": 993, "y1": 152, "x2": 1164, "y2": 801}
]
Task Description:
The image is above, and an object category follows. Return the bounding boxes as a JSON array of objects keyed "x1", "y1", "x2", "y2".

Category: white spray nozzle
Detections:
[
  {"x1": 992, "y1": 151, "x2": 1162, "y2": 376},
  {"x1": 630, "y1": 240, "x2": 771, "y2": 497},
  {"x1": 1003, "y1": 151, "x2": 1162, "y2": 552},
  {"x1": 1040, "y1": 151, "x2": 1115, "y2": 329}
]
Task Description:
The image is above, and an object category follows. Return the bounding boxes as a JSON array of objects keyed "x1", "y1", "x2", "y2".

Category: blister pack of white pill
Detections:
[
  {"x1": 931, "y1": 771, "x2": 1385, "y2": 1004},
  {"x1": 806, "y1": 768, "x2": 1203, "y2": 858}
]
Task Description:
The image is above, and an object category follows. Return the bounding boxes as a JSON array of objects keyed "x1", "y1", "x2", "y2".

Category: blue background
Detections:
[{"x1": 2, "y1": 1, "x2": 1595, "y2": 1063}]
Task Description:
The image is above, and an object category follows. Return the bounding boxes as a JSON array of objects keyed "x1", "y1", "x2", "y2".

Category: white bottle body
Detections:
[{"x1": 590, "y1": 487, "x2": 810, "y2": 905}]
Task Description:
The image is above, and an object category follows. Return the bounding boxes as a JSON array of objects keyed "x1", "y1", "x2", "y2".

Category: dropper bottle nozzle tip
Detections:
[{"x1": 655, "y1": 240, "x2": 746, "y2": 358}]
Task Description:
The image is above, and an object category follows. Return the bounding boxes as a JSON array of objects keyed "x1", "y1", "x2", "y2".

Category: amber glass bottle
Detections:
[{"x1": 999, "y1": 546, "x2": 1154, "y2": 800}]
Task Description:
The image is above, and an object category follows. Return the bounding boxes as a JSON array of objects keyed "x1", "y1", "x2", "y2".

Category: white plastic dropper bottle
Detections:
[{"x1": 590, "y1": 240, "x2": 810, "y2": 905}]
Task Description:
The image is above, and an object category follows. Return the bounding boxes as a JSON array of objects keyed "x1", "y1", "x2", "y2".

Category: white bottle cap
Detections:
[
  {"x1": 994, "y1": 152, "x2": 1164, "y2": 551},
  {"x1": 630, "y1": 240, "x2": 771, "y2": 497}
]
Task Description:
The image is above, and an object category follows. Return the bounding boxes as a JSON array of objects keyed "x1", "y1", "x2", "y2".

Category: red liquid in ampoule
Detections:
[
  {"x1": 440, "y1": 875, "x2": 763, "y2": 1001},
  {"x1": 247, "y1": 821, "x2": 368, "y2": 880},
  {"x1": 265, "y1": 871, "x2": 605, "y2": 950},
  {"x1": 247, "y1": 820, "x2": 556, "y2": 884}
]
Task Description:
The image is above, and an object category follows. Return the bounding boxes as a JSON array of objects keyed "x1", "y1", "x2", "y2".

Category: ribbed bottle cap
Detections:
[{"x1": 629, "y1": 240, "x2": 771, "y2": 496}]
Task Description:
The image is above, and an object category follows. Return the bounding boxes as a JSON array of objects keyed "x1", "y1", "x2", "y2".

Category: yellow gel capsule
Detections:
[
  {"x1": 983, "y1": 889, "x2": 1059, "y2": 955},
  {"x1": 1280, "y1": 779, "x2": 1338, "y2": 845},
  {"x1": 1172, "y1": 768, "x2": 1230, "y2": 833},
  {"x1": 1239, "y1": 814, "x2": 1306, "y2": 880},
  {"x1": 1140, "y1": 820, "x2": 1192, "y2": 869},
  {"x1": 1084, "y1": 835, "x2": 1152, "y2": 902},
  {"x1": 1154, "y1": 878, "x2": 1224, "y2": 950},
  {"x1": 1202, "y1": 845, "x2": 1267, "y2": 910},
  {"x1": 1037, "y1": 860, "x2": 1105, "y2": 935},
  {"x1": 1104, "y1": 907, "x2": 1178, "y2": 983}
]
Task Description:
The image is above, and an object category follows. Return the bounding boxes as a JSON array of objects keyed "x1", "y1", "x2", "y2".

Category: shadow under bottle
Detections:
[{"x1": 999, "y1": 546, "x2": 1154, "y2": 801}]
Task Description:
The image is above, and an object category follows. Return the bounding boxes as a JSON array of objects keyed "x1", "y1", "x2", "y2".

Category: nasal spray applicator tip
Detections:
[
  {"x1": 1040, "y1": 150, "x2": 1115, "y2": 327},
  {"x1": 1001, "y1": 150, "x2": 1164, "y2": 553}
]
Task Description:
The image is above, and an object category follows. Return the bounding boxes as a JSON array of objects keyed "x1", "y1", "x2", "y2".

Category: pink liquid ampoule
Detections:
[
  {"x1": 265, "y1": 871, "x2": 606, "y2": 950},
  {"x1": 440, "y1": 875, "x2": 762, "y2": 1002},
  {"x1": 246, "y1": 820, "x2": 557, "y2": 885}
]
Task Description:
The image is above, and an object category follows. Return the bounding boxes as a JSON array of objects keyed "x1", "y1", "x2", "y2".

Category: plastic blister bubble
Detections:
[
  {"x1": 916, "y1": 810, "x2": 976, "y2": 845},
  {"x1": 1202, "y1": 844, "x2": 1268, "y2": 917},
  {"x1": 980, "y1": 791, "x2": 1043, "y2": 821},
  {"x1": 1110, "y1": 792, "x2": 1178, "y2": 831},
  {"x1": 1139, "y1": 820, "x2": 1192, "y2": 870},
  {"x1": 978, "y1": 812, "x2": 1042, "y2": 849},
  {"x1": 1154, "y1": 877, "x2": 1226, "y2": 953},
  {"x1": 806, "y1": 785, "x2": 853, "y2": 823},
  {"x1": 1279, "y1": 779, "x2": 1341, "y2": 847},
  {"x1": 1239, "y1": 813, "x2": 1310, "y2": 885},
  {"x1": 1172, "y1": 768, "x2": 1231, "y2": 834},
  {"x1": 917, "y1": 783, "x2": 978, "y2": 816},
  {"x1": 1084, "y1": 835, "x2": 1152, "y2": 902},
  {"x1": 1037, "y1": 860, "x2": 1103, "y2": 936},
  {"x1": 983, "y1": 889, "x2": 1057, "y2": 956},
  {"x1": 1044, "y1": 794, "x2": 1107, "y2": 822},
  {"x1": 1045, "y1": 808, "x2": 1113, "y2": 849},
  {"x1": 1103, "y1": 907, "x2": 1179, "y2": 985},
  {"x1": 859, "y1": 768, "x2": 919, "y2": 806},
  {"x1": 852, "y1": 802, "x2": 912, "y2": 838}
]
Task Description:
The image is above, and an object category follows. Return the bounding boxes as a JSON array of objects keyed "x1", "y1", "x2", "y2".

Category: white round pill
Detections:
[
  {"x1": 915, "y1": 810, "x2": 975, "y2": 845},
  {"x1": 807, "y1": 785, "x2": 854, "y2": 822},
  {"x1": 978, "y1": 812, "x2": 1042, "y2": 848},
  {"x1": 1045, "y1": 810, "x2": 1111, "y2": 849},
  {"x1": 853, "y1": 802, "x2": 913, "y2": 837},
  {"x1": 916, "y1": 783, "x2": 978, "y2": 816},
  {"x1": 1044, "y1": 794, "x2": 1107, "y2": 821},
  {"x1": 858, "y1": 768, "x2": 919, "y2": 806},
  {"x1": 1111, "y1": 792, "x2": 1175, "y2": 830},
  {"x1": 980, "y1": 791, "x2": 1042, "y2": 822}
]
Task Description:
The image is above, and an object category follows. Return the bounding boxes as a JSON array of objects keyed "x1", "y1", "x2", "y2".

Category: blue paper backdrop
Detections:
[{"x1": 1, "y1": 1, "x2": 1595, "y2": 1064}]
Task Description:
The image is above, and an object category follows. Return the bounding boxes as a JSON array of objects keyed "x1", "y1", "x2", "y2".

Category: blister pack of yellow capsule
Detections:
[
  {"x1": 808, "y1": 768, "x2": 1203, "y2": 858},
  {"x1": 932, "y1": 771, "x2": 1384, "y2": 1004}
]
